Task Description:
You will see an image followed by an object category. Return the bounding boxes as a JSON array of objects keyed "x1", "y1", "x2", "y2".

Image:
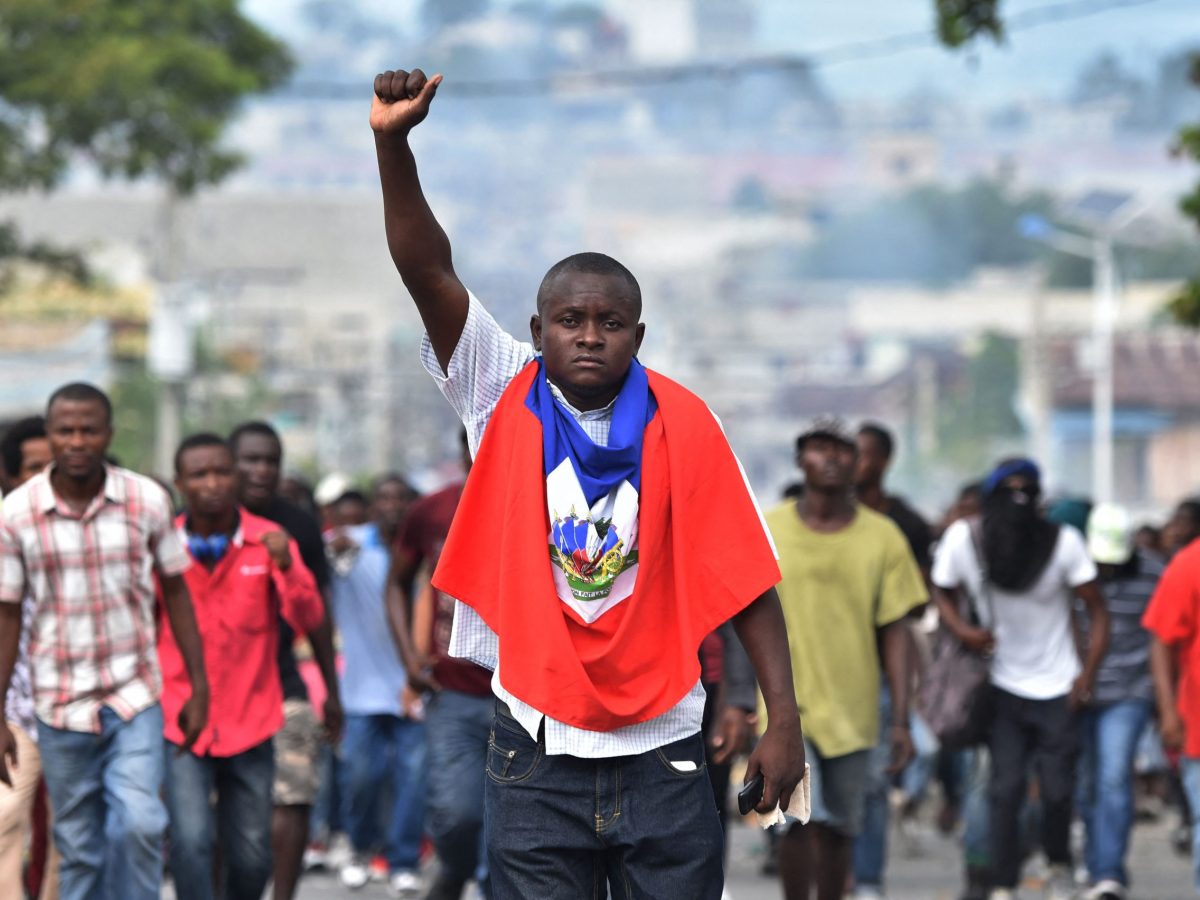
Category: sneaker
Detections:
[
  {"x1": 369, "y1": 855, "x2": 389, "y2": 882},
  {"x1": 1172, "y1": 823, "x2": 1193, "y2": 856},
  {"x1": 302, "y1": 841, "x2": 328, "y2": 871},
  {"x1": 389, "y1": 869, "x2": 424, "y2": 898},
  {"x1": 988, "y1": 890, "x2": 1016, "y2": 900},
  {"x1": 962, "y1": 865, "x2": 991, "y2": 900},
  {"x1": 339, "y1": 857, "x2": 371, "y2": 890},
  {"x1": 938, "y1": 800, "x2": 961, "y2": 835},
  {"x1": 1045, "y1": 866, "x2": 1076, "y2": 900},
  {"x1": 854, "y1": 887, "x2": 886, "y2": 899},
  {"x1": 327, "y1": 832, "x2": 353, "y2": 870},
  {"x1": 1086, "y1": 880, "x2": 1126, "y2": 900}
]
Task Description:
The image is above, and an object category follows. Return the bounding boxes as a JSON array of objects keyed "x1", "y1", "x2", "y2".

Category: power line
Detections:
[
  {"x1": 809, "y1": 0, "x2": 1165, "y2": 66},
  {"x1": 288, "y1": 0, "x2": 1168, "y2": 99}
]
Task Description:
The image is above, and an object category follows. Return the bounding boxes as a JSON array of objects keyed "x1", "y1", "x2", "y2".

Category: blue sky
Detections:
[
  {"x1": 757, "y1": 0, "x2": 1200, "y2": 99},
  {"x1": 245, "y1": 0, "x2": 1200, "y2": 100}
]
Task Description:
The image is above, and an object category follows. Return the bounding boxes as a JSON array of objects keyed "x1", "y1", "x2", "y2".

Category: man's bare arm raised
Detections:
[{"x1": 372, "y1": 68, "x2": 468, "y2": 372}]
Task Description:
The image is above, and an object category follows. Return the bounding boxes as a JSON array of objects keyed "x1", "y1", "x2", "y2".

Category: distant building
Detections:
[
  {"x1": 693, "y1": 0, "x2": 756, "y2": 58},
  {"x1": 1046, "y1": 331, "x2": 1200, "y2": 509},
  {"x1": 0, "y1": 320, "x2": 114, "y2": 424}
]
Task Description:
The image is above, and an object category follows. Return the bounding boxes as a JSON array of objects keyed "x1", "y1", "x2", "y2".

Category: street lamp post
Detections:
[
  {"x1": 1018, "y1": 195, "x2": 1139, "y2": 506},
  {"x1": 1092, "y1": 232, "x2": 1118, "y2": 506}
]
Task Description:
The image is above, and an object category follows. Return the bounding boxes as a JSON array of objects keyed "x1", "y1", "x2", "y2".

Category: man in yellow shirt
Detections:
[{"x1": 767, "y1": 417, "x2": 927, "y2": 900}]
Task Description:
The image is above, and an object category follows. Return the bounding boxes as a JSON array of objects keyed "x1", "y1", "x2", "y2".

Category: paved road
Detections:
[{"x1": 285, "y1": 811, "x2": 1195, "y2": 899}]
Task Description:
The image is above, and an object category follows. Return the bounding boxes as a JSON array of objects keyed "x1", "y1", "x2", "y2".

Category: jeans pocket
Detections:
[
  {"x1": 652, "y1": 732, "x2": 708, "y2": 778},
  {"x1": 486, "y1": 722, "x2": 543, "y2": 784}
]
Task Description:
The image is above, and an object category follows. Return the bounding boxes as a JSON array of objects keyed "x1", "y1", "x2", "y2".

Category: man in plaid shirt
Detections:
[{"x1": 0, "y1": 383, "x2": 209, "y2": 900}]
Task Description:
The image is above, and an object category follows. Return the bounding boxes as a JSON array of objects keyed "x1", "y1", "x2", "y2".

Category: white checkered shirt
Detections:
[
  {"x1": 421, "y1": 292, "x2": 707, "y2": 757},
  {"x1": 0, "y1": 465, "x2": 191, "y2": 732}
]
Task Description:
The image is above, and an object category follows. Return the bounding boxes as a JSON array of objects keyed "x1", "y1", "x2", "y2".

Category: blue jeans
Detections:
[
  {"x1": 484, "y1": 702, "x2": 724, "y2": 899},
  {"x1": 962, "y1": 748, "x2": 991, "y2": 867},
  {"x1": 853, "y1": 698, "x2": 892, "y2": 889},
  {"x1": 37, "y1": 705, "x2": 168, "y2": 900},
  {"x1": 853, "y1": 686, "x2": 941, "y2": 888},
  {"x1": 310, "y1": 740, "x2": 344, "y2": 838},
  {"x1": 341, "y1": 713, "x2": 427, "y2": 871},
  {"x1": 1077, "y1": 699, "x2": 1152, "y2": 886},
  {"x1": 902, "y1": 713, "x2": 939, "y2": 800},
  {"x1": 426, "y1": 689, "x2": 492, "y2": 888},
  {"x1": 164, "y1": 739, "x2": 275, "y2": 900},
  {"x1": 1178, "y1": 757, "x2": 1200, "y2": 892}
]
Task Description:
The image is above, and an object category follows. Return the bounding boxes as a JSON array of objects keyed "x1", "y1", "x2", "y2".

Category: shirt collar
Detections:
[
  {"x1": 175, "y1": 508, "x2": 246, "y2": 549},
  {"x1": 101, "y1": 464, "x2": 125, "y2": 503},
  {"x1": 36, "y1": 463, "x2": 121, "y2": 514},
  {"x1": 547, "y1": 379, "x2": 617, "y2": 421}
]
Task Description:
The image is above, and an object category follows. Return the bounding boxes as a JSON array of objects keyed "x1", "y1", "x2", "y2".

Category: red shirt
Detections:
[
  {"x1": 157, "y1": 508, "x2": 325, "y2": 756},
  {"x1": 396, "y1": 483, "x2": 492, "y2": 697},
  {"x1": 1144, "y1": 540, "x2": 1200, "y2": 757}
]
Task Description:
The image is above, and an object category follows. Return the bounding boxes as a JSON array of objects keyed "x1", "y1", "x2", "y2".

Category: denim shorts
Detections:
[{"x1": 801, "y1": 738, "x2": 871, "y2": 836}]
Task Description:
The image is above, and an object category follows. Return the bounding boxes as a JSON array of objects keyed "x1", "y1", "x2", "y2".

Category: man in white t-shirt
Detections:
[{"x1": 931, "y1": 459, "x2": 1109, "y2": 900}]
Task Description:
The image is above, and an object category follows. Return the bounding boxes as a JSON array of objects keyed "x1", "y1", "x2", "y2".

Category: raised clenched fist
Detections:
[
  {"x1": 371, "y1": 68, "x2": 442, "y2": 136},
  {"x1": 261, "y1": 530, "x2": 293, "y2": 572}
]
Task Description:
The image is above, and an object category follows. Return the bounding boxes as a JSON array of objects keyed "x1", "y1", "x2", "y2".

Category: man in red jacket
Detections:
[{"x1": 158, "y1": 433, "x2": 324, "y2": 900}]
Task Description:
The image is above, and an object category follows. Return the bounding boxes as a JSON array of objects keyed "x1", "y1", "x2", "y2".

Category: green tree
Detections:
[
  {"x1": 0, "y1": 1, "x2": 293, "y2": 472},
  {"x1": 937, "y1": 333, "x2": 1023, "y2": 471},
  {"x1": 799, "y1": 178, "x2": 1056, "y2": 285},
  {"x1": 0, "y1": 0, "x2": 293, "y2": 195},
  {"x1": 932, "y1": 1, "x2": 1200, "y2": 325}
]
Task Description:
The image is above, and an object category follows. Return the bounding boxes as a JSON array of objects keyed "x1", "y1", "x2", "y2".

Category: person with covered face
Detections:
[
  {"x1": 931, "y1": 459, "x2": 1110, "y2": 900},
  {"x1": 371, "y1": 65, "x2": 805, "y2": 899}
]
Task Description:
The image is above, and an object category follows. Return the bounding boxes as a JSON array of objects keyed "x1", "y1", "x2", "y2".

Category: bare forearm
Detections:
[
  {"x1": 1151, "y1": 639, "x2": 1178, "y2": 719},
  {"x1": 0, "y1": 605, "x2": 21, "y2": 715},
  {"x1": 162, "y1": 584, "x2": 207, "y2": 695},
  {"x1": 385, "y1": 582, "x2": 421, "y2": 673},
  {"x1": 308, "y1": 610, "x2": 340, "y2": 699},
  {"x1": 1076, "y1": 583, "x2": 1110, "y2": 685},
  {"x1": 882, "y1": 621, "x2": 910, "y2": 727},
  {"x1": 1081, "y1": 609, "x2": 1110, "y2": 684},
  {"x1": 933, "y1": 587, "x2": 971, "y2": 642},
  {"x1": 376, "y1": 133, "x2": 453, "y2": 280},
  {"x1": 731, "y1": 589, "x2": 798, "y2": 721}
]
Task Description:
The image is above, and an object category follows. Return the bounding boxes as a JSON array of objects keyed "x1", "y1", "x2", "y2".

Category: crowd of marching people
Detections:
[
  {"x1": 2, "y1": 63, "x2": 1200, "y2": 900},
  {"x1": 3, "y1": 387, "x2": 1200, "y2": 900}
]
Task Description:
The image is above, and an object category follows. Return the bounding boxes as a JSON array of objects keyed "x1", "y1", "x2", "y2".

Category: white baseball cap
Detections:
[
  {"x1": 314, "y1": 472, "x2": 352, "y2": 507},
  {"x1": 1087, "y1": 502, "x2": 1134, "y2": 565}
]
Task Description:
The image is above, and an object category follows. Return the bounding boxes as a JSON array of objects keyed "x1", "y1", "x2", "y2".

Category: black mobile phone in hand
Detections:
[{"x1": 737, "y1": 772, "x2": 765, "y2": 816}]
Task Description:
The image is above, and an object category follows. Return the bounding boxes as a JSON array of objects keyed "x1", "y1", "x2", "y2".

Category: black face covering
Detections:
[{"x1": 981, "y1": 485, "x2": 1060, "y2": 592}]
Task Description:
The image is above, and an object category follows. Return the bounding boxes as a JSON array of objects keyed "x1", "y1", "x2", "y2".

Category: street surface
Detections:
[{"x1": 279, "y1": 809, "x2": 1195, "y2": 900}]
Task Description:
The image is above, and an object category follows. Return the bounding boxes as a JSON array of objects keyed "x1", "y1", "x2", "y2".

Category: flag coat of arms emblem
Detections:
[{"x1": 433, "y1": 360, "x2": 780, "y2": 731}]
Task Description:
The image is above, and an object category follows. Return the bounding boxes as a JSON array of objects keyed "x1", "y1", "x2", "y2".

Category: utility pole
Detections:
[
  {"x1": 1018, "y1": 192, "x2": 1140, "y2": 504},
  {"x1": 1092, "y1": 233, "x2": 1118, "y2": 505}
]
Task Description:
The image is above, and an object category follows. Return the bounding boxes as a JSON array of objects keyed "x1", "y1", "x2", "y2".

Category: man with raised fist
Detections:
[{"x1": 371, "y1": 67, "x2": 806, "y2": 898}]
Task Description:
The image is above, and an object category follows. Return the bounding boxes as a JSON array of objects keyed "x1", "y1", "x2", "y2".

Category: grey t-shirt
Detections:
[{"x1": 1076, "y1": 549, "x2": 1162, "y2": 706}]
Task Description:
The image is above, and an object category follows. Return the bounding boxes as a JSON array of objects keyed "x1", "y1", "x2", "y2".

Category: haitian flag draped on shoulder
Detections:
[{"x1": 432, "y1": 358, "x2": 780, "y2": 732}]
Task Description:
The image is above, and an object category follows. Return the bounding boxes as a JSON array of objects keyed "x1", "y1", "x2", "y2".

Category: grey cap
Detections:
[{"x1": 795, "y1": 415, "x2": 856, "y2": 451}]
